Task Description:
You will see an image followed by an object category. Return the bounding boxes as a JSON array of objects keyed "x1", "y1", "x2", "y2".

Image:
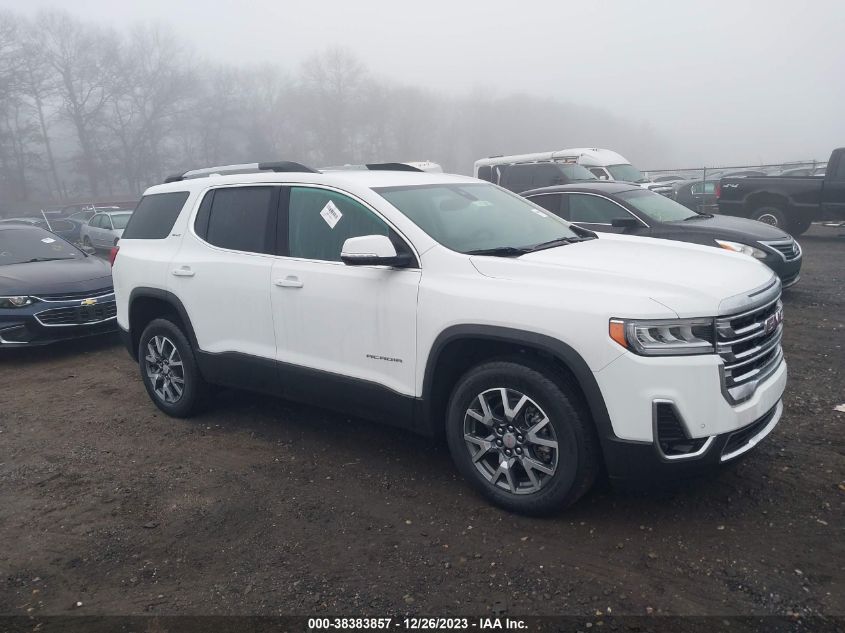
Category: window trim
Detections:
[
  {"x1": 279, "y1": 183, "x2": 421, "y2": 269},
  {"x1": 559, "y1": 192, "x2": 650, "y2": 227},
  {"x1": 187, "y1": 182, "x2": 420, "y2": 268},
  {"x1": 189, "y1": 183, "x2": 282, "y2": 258}
]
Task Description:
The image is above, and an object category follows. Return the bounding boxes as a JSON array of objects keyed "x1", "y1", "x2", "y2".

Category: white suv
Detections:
[{"x1": 113, "y1": 162, "x2": 787, "y2": 515}]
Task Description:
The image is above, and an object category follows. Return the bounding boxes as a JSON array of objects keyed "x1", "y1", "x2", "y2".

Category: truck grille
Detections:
[
  {"x1": 35, "y1": 301, "x2": 117, "y2": 327},
  {"x1": 716, "y1": 294, "x2": 783, "y2": 403},
  {"x1": 760, "y1": 239, "x2": 800, "y2": 261}
]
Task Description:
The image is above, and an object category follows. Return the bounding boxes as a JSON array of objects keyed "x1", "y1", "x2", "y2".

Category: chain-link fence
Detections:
[{"x1": 643, "y1": 159, "x2": 827, "y2": 184}]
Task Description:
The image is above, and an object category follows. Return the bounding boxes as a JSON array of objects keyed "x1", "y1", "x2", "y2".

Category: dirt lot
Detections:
[{"x1": 1, "y1": 227, "x2": 843, "y2": 619}]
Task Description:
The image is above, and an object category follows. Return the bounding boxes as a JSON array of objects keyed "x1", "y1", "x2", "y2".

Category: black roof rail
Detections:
[
  {"x1": 163, "y1": 161, "x2": 318, "y2": 183},
  {"x1": 364, "y1": 162, "x2": 423, "y2": 172}
]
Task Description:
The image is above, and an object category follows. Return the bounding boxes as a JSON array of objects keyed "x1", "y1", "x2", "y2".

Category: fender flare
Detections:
[
  {"x1": 126, "y1": 287, "x2": 199, "y2": 358},
  {"x1": 420, "y1": 325, "x2": 617, "y2": 444}
]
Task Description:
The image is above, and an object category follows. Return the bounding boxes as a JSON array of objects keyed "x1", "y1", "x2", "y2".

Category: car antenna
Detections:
[{"x1": 40, "y1": 209, "x2": 53, "y2": 232}]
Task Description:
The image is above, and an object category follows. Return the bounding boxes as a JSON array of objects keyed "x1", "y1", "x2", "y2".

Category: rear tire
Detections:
[
  {"x1": 445, "y1": 359, "x2": 600, "y2": 515},
  {"x1": 750, "y1": 206, "x2": 788, "y2": 230},
  {"x1": 138, "y1": 318, "x2": 208, "y2": 417}
]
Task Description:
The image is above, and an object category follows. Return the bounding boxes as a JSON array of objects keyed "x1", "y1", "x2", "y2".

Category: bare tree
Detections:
[{"x1": 39, "y1": 10, "x2": 117, "y2": 196}]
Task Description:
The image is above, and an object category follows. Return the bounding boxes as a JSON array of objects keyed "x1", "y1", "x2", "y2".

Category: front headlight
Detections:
[
  {"x1": 715, "y1": 239, "x2": 767, "y2": 259},
  {"x1": 609, "y1": 318, "x2": 715, "y2": 356},
  {"x1": 0, "y1": 296, "x2": 37, "y2": 309}
]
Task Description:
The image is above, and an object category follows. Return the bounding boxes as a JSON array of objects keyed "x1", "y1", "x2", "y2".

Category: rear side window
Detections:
[
  {"x1": 199, "y1": 187, "x2": 276, "y2": 254},
  {"x1": 122, "y1": 192, "x2": 188, "y2": 239}
]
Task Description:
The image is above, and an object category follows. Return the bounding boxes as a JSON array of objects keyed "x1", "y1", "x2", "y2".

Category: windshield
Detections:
[
  {"x1": 374, "y1": 182, "x2": 580, "y2": 254},
  {"x1": 0, "y1": 227, "x2": 83, "y2": 265},
  {"x1": 559, "y1": 164, "x2": 597, "y2": 181},
  {"x1": 607, "y1": 163, "x2": 647, "y2": 183},
  {"x1": 110, "y1": 213, "x2": 132, "y2": 229},
  {"x1": 617, "y1": 189, "x2": 698, "y2": 222}
]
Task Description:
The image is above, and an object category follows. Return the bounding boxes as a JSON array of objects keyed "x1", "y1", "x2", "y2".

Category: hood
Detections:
[
  {"x1": 470, "y1": 233, "x2": 776, "y2": 318},
  {"x1": 0, "y1": 256, "x2": 113, "y2": 296},
  {"x1": 663, "y1": 214, "x2": 792, "y2": 242}
]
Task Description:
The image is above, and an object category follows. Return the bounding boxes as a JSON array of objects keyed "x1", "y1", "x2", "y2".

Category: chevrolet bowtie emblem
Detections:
[{"x1": 81, "y1": 298, "x2": 97, "y2": 306}]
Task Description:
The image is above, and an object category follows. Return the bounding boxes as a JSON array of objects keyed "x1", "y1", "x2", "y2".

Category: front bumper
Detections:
[
  {"x1": 602, "y1": 400, "x2": 783, "y2": 483},
  {"x1": 593, "y1": 348, "x2": 787, "y2": 481}
]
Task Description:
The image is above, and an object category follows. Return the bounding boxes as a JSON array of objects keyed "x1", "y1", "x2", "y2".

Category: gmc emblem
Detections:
[{"x1": 764, "y1": 308, "x2": 784, "y2": 335}]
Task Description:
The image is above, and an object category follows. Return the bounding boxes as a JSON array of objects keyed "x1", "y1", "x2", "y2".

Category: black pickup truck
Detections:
[{"x1": 717, "y1": 147, "x2": 845, "y2": 235}]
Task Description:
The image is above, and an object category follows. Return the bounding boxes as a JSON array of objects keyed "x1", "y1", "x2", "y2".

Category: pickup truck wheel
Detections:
[
  {"x1": 788, "y1": 217, "x2": 812, "y2": 236},
  {"x1": 138, "y1": 318, "x2": 208, "y2": 418},
  {"x1": 750, "y1": 206, "x2": 787, "y2": 229},
  {"x1": 446, "y1": 360, "x2": 599, "y2": 515}
]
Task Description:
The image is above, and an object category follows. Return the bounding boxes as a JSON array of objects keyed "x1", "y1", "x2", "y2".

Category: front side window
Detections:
[
  {"x1": 287, "y1": 187, "x2": 393, "y2": 262},
  {"x1": 375, "y1": 182, "x2": 579, "y2": 254},
  {"x1": 567, "y1": 194, "x2": 630, "y2": 224},
  {"x1": 617, "y1": 189, "x2": 698, "y2": 222},
  {"x1": 201, "y1": 186, "x2": 275, "y2": 254}
]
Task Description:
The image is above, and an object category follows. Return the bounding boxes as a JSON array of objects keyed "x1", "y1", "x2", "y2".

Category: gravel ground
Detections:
[{"x1": 0, "y1": 226, "x2": 842, "y2": 619}]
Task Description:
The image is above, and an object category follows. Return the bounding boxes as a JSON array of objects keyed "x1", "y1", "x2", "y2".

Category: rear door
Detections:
[
  {"x1": 170, "y1": 185, "x2": 280, "y2": 371},
  {"x1": 821, "y1": 150, "x2": 845, "y2": 221}
]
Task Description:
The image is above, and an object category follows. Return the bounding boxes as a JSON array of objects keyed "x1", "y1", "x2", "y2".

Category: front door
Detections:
[{"x1": 271, "y1": 186, "x2": 420, "y2": 417}]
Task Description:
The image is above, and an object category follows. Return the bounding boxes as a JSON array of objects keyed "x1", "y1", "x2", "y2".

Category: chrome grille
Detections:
[
  {"x1": 35, "y1": 288, "x2": 114, "y2": 302},
  {"x1": 35, "y1": 301, "x2": 117, "y2": 327},
  {"x1": 717, "y1": 294, "x2": 784, "y2": 403},
  {"x1": 760, "y1": 239, "x2": 800, "y2": 262}
]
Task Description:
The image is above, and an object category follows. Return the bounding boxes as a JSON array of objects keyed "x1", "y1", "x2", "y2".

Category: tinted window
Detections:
[
  {"x1": 477, "y1": 165, "x2": 493, "y2": 182},
  {"x1": 529, "y1": 194, "x2": 561, "y2": 215},
  {"x1": 835, "y1": 155, "x2": 845, "y2": 181},
  {"x1": 122, "y1": 192, "x2": 188, "y2": 240},
  {"x1": 288, "y1": 188, "x2": 392, "y2": 262},
  {"x1": 567, "y1": 194, "x2": 630, "y2": 224},
  {"x1": 89, "y1": 215, "x2": 103, "y2": 228},
  {"x1": 205, "y1": 187, "x2": 275, "y2": 254},
  {"x1": 617, "y1": 189, "x2": 696, "y2": 222}
]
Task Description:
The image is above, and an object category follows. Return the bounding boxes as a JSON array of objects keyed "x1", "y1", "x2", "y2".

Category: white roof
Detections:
[{"x1": 474, "y1": 148, "x2": 631, "y2": 169}]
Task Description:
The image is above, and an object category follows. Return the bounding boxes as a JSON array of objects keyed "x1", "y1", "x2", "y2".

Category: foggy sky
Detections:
[{"x1": 4, "y1": 0, "x2": 843, "y2": 169}]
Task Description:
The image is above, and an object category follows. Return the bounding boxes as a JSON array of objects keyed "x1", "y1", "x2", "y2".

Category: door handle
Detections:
[
  {"x1": 171, "y1": 267, "x2": 195, "y2": 277},
  {"x1": 274, "y1": 276, "x2": 303, "y2": 288}
]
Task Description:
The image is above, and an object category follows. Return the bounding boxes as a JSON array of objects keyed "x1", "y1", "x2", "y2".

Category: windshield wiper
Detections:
[
  {"x1": 22, "y1": 257, "x2": 74, "y2": 263},
  {"x1": 683, "y1": 213, "x2": 713, "y2": 221},
  {"x1": 467, "y1": 246, "x2": 531, "y2": 257},
  {"x1": 526, "y1": 236, "x2": 595, "y2": 252}
]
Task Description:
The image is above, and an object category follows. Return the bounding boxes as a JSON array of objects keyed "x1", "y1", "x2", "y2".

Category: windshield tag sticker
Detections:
[
  {"x1": 320, "y1": 201, "x2": 342, "y2": 229},
  {"x1": 530, "y1": 209, "x2": 548, "y2": 218},
  {"x1": 41, "y1": 237, "x2": 56, "y2": 243}
]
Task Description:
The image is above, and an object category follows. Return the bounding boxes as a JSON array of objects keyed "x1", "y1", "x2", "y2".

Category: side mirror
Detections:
[
  {"x1": 340, "y1": 235, "x2": 411, "y2": 267},
  {"x1": 611, "y1": 217, "x2": 640, "y2": 229}
]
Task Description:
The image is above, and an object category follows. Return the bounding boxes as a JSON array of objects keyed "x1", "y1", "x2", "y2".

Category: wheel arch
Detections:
[
  {"x1": 419, "y1": 325, "x2": 615, "y2": 447},
  {"x1": 127, "y1": 288, "x2": 198, "y2": 361},
  {"x1": 745, "y1": 191, "x2": 790, "y2": 214}
]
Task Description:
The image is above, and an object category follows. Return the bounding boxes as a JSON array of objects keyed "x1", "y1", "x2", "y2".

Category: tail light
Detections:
[
  {"x1": 109, "y1": 245, "x2": 119, "y2": 267},
  {"x1": 715, "y1": 183, "x2": 722, "y2": 199}
]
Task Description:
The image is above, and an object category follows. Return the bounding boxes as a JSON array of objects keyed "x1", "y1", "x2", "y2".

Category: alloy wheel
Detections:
[
  {"x1": 144, "y1": 335, "x2": 185, "y2": 404},
  {"x1": 463, "y1": 388, "x2": 559, "y2": 495}
]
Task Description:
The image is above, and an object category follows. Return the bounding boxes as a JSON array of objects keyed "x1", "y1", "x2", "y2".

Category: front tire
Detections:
[
  {"x1": 138, "y1": 318, "x2": 208, "y2": 417},
  {"x1": 445, "y1": 359, "x2": 600, "y2": 515},
  {"x1": 788, "y1": 217, "x2": 812, "y2": 236}
]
